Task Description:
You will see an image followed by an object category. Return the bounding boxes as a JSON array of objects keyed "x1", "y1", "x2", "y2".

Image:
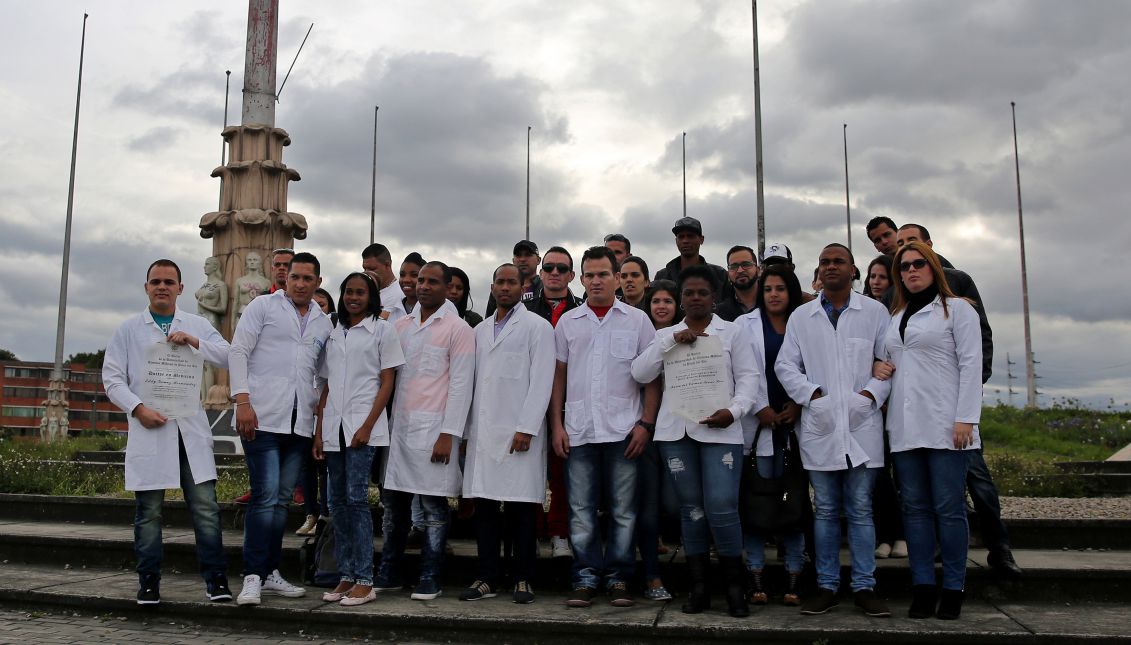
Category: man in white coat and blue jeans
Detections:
[
  {"x1": 103, "y1": 259, "x2": 232, "y2": 605},
  {"x1": 230, "y1": 251, "x2": 332, "y2": 606},
  {"x1": 776, "y1": 243, "x2": 892, "y2": 618}
]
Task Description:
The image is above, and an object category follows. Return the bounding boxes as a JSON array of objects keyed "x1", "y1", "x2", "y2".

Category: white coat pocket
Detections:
[
  {"x1": 848, "y1": 392, "x2": 878, "y2": 433},
  {"x1": 407, "y1": 411, "x2": 442, "y2": 451},
  {"x1": 800, "y1": 396, "x2": 834, "y2": 437},
  {"x1": 418, "y1": 345, "x2": 448, "y2": 377},
  {"x1": 611, "y1": 331, "x2": 637, "y2": 360}
]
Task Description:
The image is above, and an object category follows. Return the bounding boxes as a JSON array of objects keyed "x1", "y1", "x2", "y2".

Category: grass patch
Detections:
[{"x1": 981, "y1": 402, "x2": 1131, "y2": 497}]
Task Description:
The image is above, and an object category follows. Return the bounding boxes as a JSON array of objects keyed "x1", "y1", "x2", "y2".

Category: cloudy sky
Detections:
[{"x1": 2, "y1": 1, "x2": 1129, "y2": 408}]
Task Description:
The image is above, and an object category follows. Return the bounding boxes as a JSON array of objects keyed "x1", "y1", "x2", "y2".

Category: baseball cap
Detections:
[
  {"x1": 513, "y1": 240, "x2": 539, "y2": 255},
  {"x1": 762, "y1": 242, "x2": 793, "y2": 265},
  {"x1": 671, "y1": 217, "x2": 703, "y2": 235}
]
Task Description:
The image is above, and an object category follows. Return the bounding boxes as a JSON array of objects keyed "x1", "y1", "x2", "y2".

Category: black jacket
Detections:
[
  {"x1": 523, "y1": 282, "x2": 582, "y2": 326},
  {"x1": 654, "y1": 255, "x2": 729, "y2": 303},
  {"x1": 715, "y1": 287, "x2": 756, "y2": 322}
]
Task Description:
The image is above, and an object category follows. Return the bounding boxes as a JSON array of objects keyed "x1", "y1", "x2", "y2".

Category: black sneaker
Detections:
[
  {"x1": 206, "y1": 575, "x2": 233, "y2": 602},
  {"x1": 853, "y1": 589, "x2": 892, "y2": 618},
  {"x1": 459, "y1": 580, "x2": 496, "y2": 601},
  {"x1": 800, "y1": 587, "x2": 838, "y2": 615},
  {"x1": 608, "y1": 581, "x2": 634, "y2": 607},
  {"x1": 512, "y1": 581, "x2": 535, "y2": 604},
  {"x1": 566, "y1": 587, "x2": 595, "y2": 607},
  {"x1": 988, "y1": 549, "x2": 1024, "y2": 579},
  {"x1": 137, "y1": 576, "x2": 160, "y2": 605}
]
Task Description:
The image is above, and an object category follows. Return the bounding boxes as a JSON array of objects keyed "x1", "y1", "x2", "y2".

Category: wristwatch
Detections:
[{"x1": 636, "y1": 419, "x2": 656, "y2": 433}]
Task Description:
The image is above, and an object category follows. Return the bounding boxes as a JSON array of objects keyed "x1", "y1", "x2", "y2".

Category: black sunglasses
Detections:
[
  {"x1": 899, "y1": 259, "x2": 929, "y2": 272},
  {"x1": 541, "y1": 263, "x2": 571, "y2": 274}
]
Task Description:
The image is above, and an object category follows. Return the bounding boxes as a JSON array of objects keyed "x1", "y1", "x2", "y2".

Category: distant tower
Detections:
[{"x1": 198, "y1": 0, "x2": 307, "y2": 405}]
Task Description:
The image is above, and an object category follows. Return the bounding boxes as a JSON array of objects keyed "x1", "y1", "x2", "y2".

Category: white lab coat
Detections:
[
  {"x1": 318, "y1": 314, "x2": 406, "y2": 451},
  {"x1": 555, "y1": 300, "x2": 656, "y2": 447},
  {"x1": 103, "y1": 308, "x2": 230, "y2": 491},
  {"x1": 229, "y1": 290, "x2": 331, "y2": 437},
  {"x1": 630, "y1": 315, "x2": 759, "y2": 445},
  {"x1": 463, "y1": 304, "x2": 555, "y2": 503},
  {"x1": 380, "y1": 281, "x2": 408, "y2": 323},
  {"x1": 384, "y1": 300, "x2": 475, "y2": 497},
  {"x1": 775, "y1": 291, "x2": 891, "y2": 471},
  {"x1": 734, "y1": 309, "x2": 779, "y2": 457},
  {"x1": 884, "y1": 296, "x2": 983, "y2": 452}
]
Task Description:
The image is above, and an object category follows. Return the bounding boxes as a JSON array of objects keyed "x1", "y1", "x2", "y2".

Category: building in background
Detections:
[{"x1": 1, "y1": 360, "x2": 127, "y2": 436}]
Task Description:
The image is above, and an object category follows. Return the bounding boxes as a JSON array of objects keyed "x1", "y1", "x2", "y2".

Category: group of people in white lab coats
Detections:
[{"x1": 104, "y1": 233, "x2": 984, "y2": 622}]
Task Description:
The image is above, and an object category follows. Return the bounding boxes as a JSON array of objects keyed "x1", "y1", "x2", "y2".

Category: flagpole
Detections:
[
  {"x1": 682, "y1": 132, "x2": 687, "y2": 217},
  {"x1": 751, "y1": 0, "x2": 766, "y2": 258},
  {"x1": 525, "y1": 126, "x2": 531, "y2": 240},
  {"x1": 370, "y1": 105, "x2": 378, "y2": 245},
  {"x1": 219, "y1": 70, "x2": 230, "y2": 209},
  {"x1": 843, "y1": 123, "x2": 852, "y2": 253},
  {"x1": 1012, "y1": 101, "x2": 1036, "y2": 409}
]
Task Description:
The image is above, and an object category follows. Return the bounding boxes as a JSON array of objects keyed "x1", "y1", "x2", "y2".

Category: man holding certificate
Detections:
[{"x1": 103, "y1": 259, "x2": 232, "y2": 606}]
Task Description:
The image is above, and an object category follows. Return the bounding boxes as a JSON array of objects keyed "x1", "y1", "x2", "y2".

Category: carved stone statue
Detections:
[
  {"x1": 195, "y1": 256, "x2": 228, "y2": 330},
  {"x1": 234, "y1": 251, "x2": 271, "y2": 321}
]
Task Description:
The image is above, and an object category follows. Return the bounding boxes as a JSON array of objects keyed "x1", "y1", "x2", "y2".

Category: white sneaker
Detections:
[
  {"x1": 890, "y1": 540, "x2": 909, "y2": 559},
  {"x1": 262, "y1": 569, "x2": 306, "y2": 597},
  {"x1": 550, "y1": 536, "x2": 572, "y2": 559},
  {"x1": 874, "y1": 542, "x2": 892, "y2": 559},
  {"x1": 295, "y1": 515, "x2": 318, "y2": 536},
  {"x1": 237, "y1": 574, "x2": 262, "y2": 606}
]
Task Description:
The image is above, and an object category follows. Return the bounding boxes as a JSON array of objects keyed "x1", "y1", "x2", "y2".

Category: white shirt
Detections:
[
  {"x1": 735, "y1": 309, "x2": 780, "y2": 457},
  {"x1": 463, "y1": 304, "x2": 556, "y2": 503},
  {"x1": 885, "y1": 296, "x2": 983, "y2": 452},
  {"x1": 555, "y1": 299, "x2": 655, "y2": 447},
  {"x1": 631, "y1": 315, "x2": 759, "y2": 444},
  {"x1": 384, "y1": 300, "x2": 475, "y2": 497},
  {"x1": 380, "y1": 281, "x2": 408, "y2": 323},
  {"x1": 775, "y1": 291, "x2": 890, "y2": 471},
  {"x1": 103, "y1": 308, "x2": 230, "y2": 491},
  {"x1": 229, "y1": 290, "x2": 332, "y2": 437},
  {"x1": 318, "y1": 314, "x2": 406, "y2": 451}
]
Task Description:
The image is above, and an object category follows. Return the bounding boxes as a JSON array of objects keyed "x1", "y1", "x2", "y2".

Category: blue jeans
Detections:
[
  {"x1": 135, "y1": 436, "x2": 226, "y2": 581},
  {"x1": 894, "y1": 449, "x2": 971, "y2": 590},
  {"x1": 325, "y1": 438, "x2": 377, "y2": 585},
  {"x1": 809, "y1": 465, "x2": 878, "y2": 592},
  {"x1": 377, "y1": 490, "x2": 450, "y2": 585},
  {"x1": 241, "y1": 430, "x2": 309, "y2": 578},
  {"x1": 566, "y1": 437, "x2": 638, "y2": 590},
  {"x1": 658, "y1": 438, "x2": 743, "y2": 558},
  {"x1": 635, "y1": 440, "x2": 679, "y2": 581},
  {"x1": 743, "y1": 458, "x2": 806, "y2": 573}
]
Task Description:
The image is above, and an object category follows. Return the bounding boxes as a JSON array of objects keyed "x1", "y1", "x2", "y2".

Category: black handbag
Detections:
[{"x1": 740, "y1": 425, "x2": 810, "y2": 534}]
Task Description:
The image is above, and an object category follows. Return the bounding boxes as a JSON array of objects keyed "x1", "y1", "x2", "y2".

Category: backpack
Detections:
[{"x1": 299, "y1": 518, "x2": 339, "y2": 588}]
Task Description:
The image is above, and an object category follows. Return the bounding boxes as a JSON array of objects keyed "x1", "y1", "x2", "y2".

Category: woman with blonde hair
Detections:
[{"x1": 874, "y1": 241, "x2": 982, "y2": 620}]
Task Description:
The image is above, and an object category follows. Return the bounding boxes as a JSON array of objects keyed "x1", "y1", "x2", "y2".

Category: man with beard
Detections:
[{"x1": 716, "y1": 245, "x2": 759, "y2": 321}]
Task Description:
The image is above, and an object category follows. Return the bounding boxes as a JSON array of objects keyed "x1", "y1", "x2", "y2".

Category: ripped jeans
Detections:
[{"x1": 658, "y1": 437, "x2": 743, "y2": 558}]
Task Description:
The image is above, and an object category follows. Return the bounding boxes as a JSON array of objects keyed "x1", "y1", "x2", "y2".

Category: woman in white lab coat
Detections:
[
  {"x1": 631, "y1": 265, "x2": 760, "y2": 618},
  {"x1": 313, "y1": 272, "x2": 405, "y2": 607},
  {"x1": 876, "y1": 241, "x2": 982, "y2": 621}
]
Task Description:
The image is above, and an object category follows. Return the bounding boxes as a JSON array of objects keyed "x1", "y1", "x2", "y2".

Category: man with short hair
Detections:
[
  {"x1": 716, "y1": 245, "x2": 759, "y2": 321},
  {"x1": 460, "y1": 263, "x2": 556, "y2": 604},
  {"x1": 362, "y1": 243, "x2": 407, "y2": 323},
  {"x1": 230, "y1": 251, "x2": 332, "y2": 606},
  {"x1": 377, "y1": 261, "x2": 476, "y2": 601},
  {"x1": 893, "y1": 223, "x2": 1020, "y2": 578},
  {"x1": 776, "y1": 243, "x2": 892, "y2": 618},
  {"x1": 486, "y1": 240, "x2": 543, "y2": 316},
  {"x1": 865, "y1": 217, "x2": 899, "y2": 258},
  {"x1": 653, "y1": 217, "x2": 728, "y2": 299},
  {"x1": 269, "y1": 248, "x2": 294, "y2": 292},
  {"x1": 603, "y1": 233, "x2": 631, "y2": 265},
  {"x1": 103, "y1": 259, "x2": 232, "y2": 606},
  {"x1": 551, "y1": 246, "x2": 659, "y2": 608}
]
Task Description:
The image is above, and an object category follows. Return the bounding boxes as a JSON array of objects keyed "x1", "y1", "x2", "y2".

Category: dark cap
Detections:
[
  {"x1": 671, "y1": 216, "x2": 703, "y2": 235},
  {"x1": 513, "y1": 240, "x2": 539, "y2": 256}
]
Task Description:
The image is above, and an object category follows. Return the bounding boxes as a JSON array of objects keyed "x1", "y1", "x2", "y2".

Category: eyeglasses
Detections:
[
  {"x1": 541, "y1": 263, "x2": 571, "y2": 274},
  {"x1": 727, "y1": 261, "x2": 756, "y2": 271},
  {"x1": 899, "y1": 259, "x2": 929, "y2": 272}
]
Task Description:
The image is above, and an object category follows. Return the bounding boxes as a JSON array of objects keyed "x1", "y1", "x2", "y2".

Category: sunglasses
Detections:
[
  {"x1": 542, "y1": 263, "x2": 571, "y2": 274},
  {"x1": 899, "y1": 259, "x2": 929, "y2": 272}
]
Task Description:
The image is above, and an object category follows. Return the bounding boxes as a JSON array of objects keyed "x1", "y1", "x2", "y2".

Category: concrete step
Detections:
[
  {"x1": 1, "y1": 519, "x2": 1128, "y2": 602},
  {"x1": 0, "y1": 561, "x2": 1128, "y2": 644},
  {"x1": 1030, "y1": 474, "x2": 1131, "y2": 496}
]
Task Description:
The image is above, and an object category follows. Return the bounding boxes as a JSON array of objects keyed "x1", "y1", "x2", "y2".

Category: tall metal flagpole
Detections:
[
  {"x1": 219, "y1": 70, "x2": 231, "y2": 209},
  {"x1": 525, "y1": 126, "x2": 531, "y2": 240},
  {"x1": 45, "y1": 12, "x2": 89, "y2": 442},
  {"x1": 370, "y1": 105, "x2": 378, "y2": 245},
  {"x1": 1012, "y1": 102, "x2": 1036, "y2": 409},
  {"x1": 843, "y1": 123, "x2": 852, "y2": 253},
  {"x1": 682, "y1": 132, "x2": 687, "y2": 218},
  {"x1": 751, "y1": 0, "x2": 766, "y2": 258}
]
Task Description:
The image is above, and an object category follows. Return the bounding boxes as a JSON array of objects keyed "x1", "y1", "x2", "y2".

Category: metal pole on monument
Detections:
[{"x1": 1011, "y1": 101, "x2": 1037, "y2": 409}]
